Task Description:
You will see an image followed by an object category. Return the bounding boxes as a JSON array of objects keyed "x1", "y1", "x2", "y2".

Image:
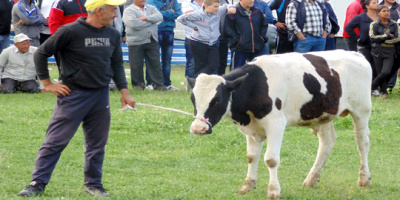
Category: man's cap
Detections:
[
  {"x1": 14, "y1": 33, "x2": 31, "y2": 43},
  {"x1": 85, "y1": 0, "x2": 127, "y2": 11}
]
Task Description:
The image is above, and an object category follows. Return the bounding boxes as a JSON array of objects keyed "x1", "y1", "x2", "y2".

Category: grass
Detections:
[{"x1": 0, "y1": 64, "x2": 400, "y2": 199}]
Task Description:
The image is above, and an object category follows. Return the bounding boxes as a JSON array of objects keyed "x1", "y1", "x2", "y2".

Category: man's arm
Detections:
[
  {"x1": 285, "y1": 2, "x2": 306, "y2": 40},
  {"x1": 122, "y1": 8, "x2": 152, "y2": 30},
  {"x1": 48, "y1": 6, "x2": 65, "y2": 35}
]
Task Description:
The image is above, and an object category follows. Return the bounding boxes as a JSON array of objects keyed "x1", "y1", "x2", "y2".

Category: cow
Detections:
[{"x1": 187, "y1": 50, "x2": 372, "y2": 199}]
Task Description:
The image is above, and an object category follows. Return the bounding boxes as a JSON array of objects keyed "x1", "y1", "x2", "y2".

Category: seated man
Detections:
[{"x1": 0, "y1": 33, "x2": 43, "y2": 93}]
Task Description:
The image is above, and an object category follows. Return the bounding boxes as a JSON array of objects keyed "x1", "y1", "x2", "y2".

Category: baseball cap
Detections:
[
  {"x1": 85, "y1": 0, "x2": 127, "y2": 11},
  {"x1": 14, "y1": 33, "x2": 31, "y2": 43}
]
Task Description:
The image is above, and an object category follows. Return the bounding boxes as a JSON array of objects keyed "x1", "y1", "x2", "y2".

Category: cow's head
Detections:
[{"x1": 187, "y1": 73, "x2": 248, "y2": 135}]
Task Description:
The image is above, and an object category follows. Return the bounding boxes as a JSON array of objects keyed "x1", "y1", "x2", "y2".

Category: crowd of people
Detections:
[{"x1": 0, "y1": 0, "x2": 400, "y2": 197}]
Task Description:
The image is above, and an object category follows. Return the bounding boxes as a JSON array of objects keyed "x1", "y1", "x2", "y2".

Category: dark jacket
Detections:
[
  {"x1": 325, "y1": 1, "x2": 339, "y2": 35},
  {"x1": 369, "y1": 19, "x2": 400, "y2": 56},
  {"x1": 345, "y1": 12, "x2": 373, "y2": 48},
  {"x1": 0, "y1": 0, "x2": 14, "y2": 35},
  {"x1": 35, "y1": 17, "x2": 127, "y2": 91},
  {"x1": 379, "y1": 1, "x2": 400, "y2": 22},
  {"x1": 223, "y1": 3, "x2": 268, "y2": 53}
]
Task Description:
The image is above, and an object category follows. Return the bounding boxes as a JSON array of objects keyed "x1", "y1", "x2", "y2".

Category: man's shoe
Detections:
[
  {"x1": 372, "y1": 90, "x2": 380, "y2": 96},
  {"x1": 18, "y1": 181, "x2": 45, "y2": 197},
  {"x1": 387, "y1": 87, "x2": 393, "y2": 94},
  {"x1": 166, "y1": 85, "x2": 181, "y2": 91},
  {"x1": 380, "y1": 93, "x2": 388, "y2": 99},
  {"x1": 84, "y1": 186, "x2": 109, "y2": 197},
  {"x1": 145, "y1": 85, "x2": 154, "y2": 90}
]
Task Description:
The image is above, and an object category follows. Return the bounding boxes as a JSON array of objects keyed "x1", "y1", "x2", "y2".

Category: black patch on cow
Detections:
[
  {"x1": 224, "y1": 64, "x2": 273, "y2": 126},
  {"x1": 300, "y1": 54, "x2": 342, "y2": 120},
  {"x1": 203, "y1": 83, "x2": 231, "y2": 127},
  {"x1": 275, "y1": 98, "x2": 282, "y2": 110}
]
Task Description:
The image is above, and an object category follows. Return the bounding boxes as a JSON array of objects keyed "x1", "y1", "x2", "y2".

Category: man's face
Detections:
[
  {"x1": 100, "y1": 5, "x2": 118, "y2": 27},
  {"x1": 204, "y1": 3, "x2": 220, "y2": 14},
  {"x1": 385, "y1": 0, "x2": 396, "y2": 5},
  {"x1": 134, "y1": 0, "x2": 147, "y2": 8},
  {"x1": 14, "y1": 40, "x2": 30, "y2": 53},
  {"x1": 240, "y1": 0, "x2": 254, "y2": 10}
]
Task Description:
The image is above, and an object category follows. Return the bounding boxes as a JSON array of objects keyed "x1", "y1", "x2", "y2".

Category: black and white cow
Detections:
[{"x1": 187, "y1": 50, "x2": 371, "y2": 199}]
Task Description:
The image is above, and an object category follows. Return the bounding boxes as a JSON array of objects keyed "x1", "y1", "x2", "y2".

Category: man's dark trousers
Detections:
[{"x1": 31, "y1": 87, "x2": 111, "y2": 188}]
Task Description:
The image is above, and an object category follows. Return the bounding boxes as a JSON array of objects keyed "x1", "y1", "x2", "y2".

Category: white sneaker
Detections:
[
  {"x1": 372, "y1": 90, "x2": 380, "y2": 96},
  {"x1": 145, "y1": 85, "x2": 154, "y2": 90},
  {"x1": 166, "y1": 85, "x2": 181, "y2": 91}
]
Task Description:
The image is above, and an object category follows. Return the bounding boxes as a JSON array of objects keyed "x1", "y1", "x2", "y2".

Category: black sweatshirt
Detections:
[
  {"x1": 0, "y1": 0, "x2": 14, "y2": 35},
  {"x1": 34, "y1": 17, "x2": 127, "y2": 90}
]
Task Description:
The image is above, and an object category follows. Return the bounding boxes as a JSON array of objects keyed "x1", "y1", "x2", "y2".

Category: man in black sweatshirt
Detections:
[
  {"x1": 0, "y1": 0, "x2": 14, "y2": 53},
  {"x1": 18, "y1": 0, "x2": 135, "y2": 197}
]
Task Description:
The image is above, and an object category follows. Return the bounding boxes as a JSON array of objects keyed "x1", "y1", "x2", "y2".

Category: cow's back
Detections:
[{"x1": 229, "y1": 50, "x2": 372, "y2": 127}]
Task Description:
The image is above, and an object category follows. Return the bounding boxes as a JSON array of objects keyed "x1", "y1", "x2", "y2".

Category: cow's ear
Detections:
[
  {"x1": 226, "y1": 74, "x2": 248, "y2": 91},
  {"x1": 187, "y1": 76, "x2": 196, "y2": 89}
]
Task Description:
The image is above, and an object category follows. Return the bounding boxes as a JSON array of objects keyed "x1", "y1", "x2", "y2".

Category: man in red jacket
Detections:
[
  {"x1": 343, "y1": 0, "x2": 363, "y2": 51},
  {"x1": 49, "y1": 0, "x2": 88, "y2": 35}
]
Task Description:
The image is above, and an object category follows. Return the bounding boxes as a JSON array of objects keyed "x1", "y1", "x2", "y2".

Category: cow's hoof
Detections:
[
  {"x1": 357, "y1": 179, "x2": 371, "y2": 188},
  {"x1": 266, "y1": 193, "x2": 282, "y2": 200},
  {"x1": 236, "y1": 179, "x2": 256, "y2": 194},
  {"x1": 267, "y1": 184, "x2": 281, "y2": 199},
  {"x1": 302, "y1": 172, "x2": 320, "y2": 188}
]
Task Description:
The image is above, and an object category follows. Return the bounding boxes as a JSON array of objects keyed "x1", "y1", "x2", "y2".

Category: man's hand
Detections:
[
  {"x1": 322, "y1": 30, "x2": 328, "y2": 38},
  {"x1": 120, "y1": 88, "x2": 136, "y2": 108},
  {"x1": 122, "y1": 36, "x2": 127, "y2": 43},
  {"x1": 227, "y1": 7, "x2": 236, "y2": 14},
  {"x1": 137, "y1": 16, "x2": 148, "y2": 21},
  {"x1": 41, "y1": 79, "x2": 71, "y2": 97},
  {"x1": 274, "y1": 22, "x2": 286, "y2": 30},
  {"x1": 19, "y1": 19, "x2": 26, "y2": 24},
  {"x1": 296, "y1": 32, "x2": 306, "y2": 40}
]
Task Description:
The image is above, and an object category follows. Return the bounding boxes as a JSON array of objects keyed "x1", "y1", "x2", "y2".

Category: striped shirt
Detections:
[{"x1": 286, "y1": 0, "x2": 330, "y2": 37}]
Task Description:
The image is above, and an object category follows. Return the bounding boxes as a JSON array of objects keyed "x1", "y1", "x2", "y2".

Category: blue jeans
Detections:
[
  {"x1": 294, "y1": 34, "x2": 326, "y2": 53},
  {"x1": 231, "y1": 48, "x2": 267, "y2": 70},
  {"x1": 0, "y1": 35, "x2": 10, "y2": 53},
  {"x1": 146, "y1": 30, "x2": 174, "y2": 86},
  {"x1": 185, "y1": 37, "x2": 195, "y2": 78}
]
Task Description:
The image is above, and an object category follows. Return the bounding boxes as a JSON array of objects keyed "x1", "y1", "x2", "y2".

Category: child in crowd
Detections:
[{"x1": 177, "y1": 0, "x2": 235, "y2": 78}]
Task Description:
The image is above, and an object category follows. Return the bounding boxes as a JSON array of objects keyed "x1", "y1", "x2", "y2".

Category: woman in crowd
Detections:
[
  {"x1": 345, "y1": 0, "x2": 379, "y2": 86},
  {"x1": 369, "y1": 5, "x2": 400, "y2": 99}
]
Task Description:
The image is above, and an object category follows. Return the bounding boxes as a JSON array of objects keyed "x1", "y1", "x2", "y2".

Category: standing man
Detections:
[
  {"x1": 343, "y1": 0, "x2": 363, "y2": 51},
  {"x1": 224, "y1": 0, "x2": 269, "y2": 69},
  {"x1": 123, "y1": 0, "x2": 167, "y2": 91},
  {"x1": 12, "y1": 0, "x2": 46, "y2": 47},
  {"x1": 18, "y1": 0, "x2": 136, "y2": 197},
  {"x1": 0, "y1": 33, "x2": 40, "y2": 93},
  {"x1": 286, "y1": 0, "x2": 330, "y2": 53},
  {"x1": 36, "y1": 0, "x2": 56, "y2": 44},
  {"x1": 146, "y1": 0, "x2": 182, "y2": 91},
  {"x1": 268, "y1": 0, "x2": 293, "y2": 53},
  {"x1": 0, "y1": 0, "x2": 14, "y2": 53}
]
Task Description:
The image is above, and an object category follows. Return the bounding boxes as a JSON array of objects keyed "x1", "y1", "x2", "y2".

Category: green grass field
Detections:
[{"x1": 0, "y1": 64, "x2": 400, "y2": 199}]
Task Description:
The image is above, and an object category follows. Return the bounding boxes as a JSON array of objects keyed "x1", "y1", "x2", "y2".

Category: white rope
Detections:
[
  {"x1": 119, "y1": 103, "x2": 212, "y2": 127},
  {"x1": 120, "y1": 103, "x2": 193, "y2": 116}
]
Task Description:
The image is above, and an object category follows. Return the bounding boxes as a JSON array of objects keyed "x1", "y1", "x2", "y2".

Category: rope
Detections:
[{"x1": 119, "y1": 103, "x2": 212, "y2": 127}]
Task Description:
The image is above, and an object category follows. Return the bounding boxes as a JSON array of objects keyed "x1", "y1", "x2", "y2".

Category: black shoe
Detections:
[
  {"x1": 18, "y1": 181, "x2": 45, "y2": 197},
  {"x1": 84, "y1": 186, "x2": 109, "y2": 197}
]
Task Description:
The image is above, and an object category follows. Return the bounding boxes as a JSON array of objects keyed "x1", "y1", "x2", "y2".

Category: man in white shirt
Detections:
[{"x1": 0, "y1": 33, "x2": 42, "y2": 93}]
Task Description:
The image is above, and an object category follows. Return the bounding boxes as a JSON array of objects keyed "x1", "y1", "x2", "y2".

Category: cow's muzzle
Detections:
[{"x1": 190, "y1": 118, "x2": 213, "y2": 135}]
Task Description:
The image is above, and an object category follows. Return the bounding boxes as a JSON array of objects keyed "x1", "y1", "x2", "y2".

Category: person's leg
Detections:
[
  {"x1": 190, "y1": 40, "x2": 209, "y2": 77},
  {"x1": 372, "y1": 56, "x2": 384, "y2": 91},
  {"x1": 204, "y1": 44, "x2": 220, "y2": 75},
  {"x1": 144, "y1": 39, "x2": 165, "y2": 89},
  {"x1": 325, "y1": 36, "x2": 335, "y2": 50},
  {"x1": 218, "y1": 38, "x2": 229, "y2": 75},
  {"x1": 0, "y1": 78, "x2": 18, "y2": 93},
  {"x1": 20, "y1": 80, "x2": 38, "y2": 93},
  {"x1": 311, "y1": 36, "x2": 326, "y2": 52},
  {"x1": 160, "y1": 31, "x2": 174, "y2": 86},
  {"x1": 82, "y1": 88, "x2": 110, "y2": 188},
  {"x1": 0, "y1": 35, "x2": 10, "y2": 53},
  {"x1": 344, "y1": 37, "x2": 357, "y2": 51},
  {"x1": 39, "y1": 34, "x2": 51, "y2": 45},
  {"x1": 128, "y1": 45, "x2": 145, "y2": 89},
  {"x1": 31, "y1": 90, "x2": 94, "y2": 185},
  {"x1": 231, "y1": 51, "x2": 249, "y2": 70},
  {"x1": 378, "y1": 52, "x2": 395, "y2": 95},
  {"x1": 293, "y1": 35, "x2": 313, "y2": 53},
  {"x1": 184, "y1": 37, "x2": 195, "y2": 78},
  {"x1": 359, "y1": 47, "x2": 376, "y2": 80},
  {"x1": 276, "y1": 32, "x2": 293, "y2": 54}
]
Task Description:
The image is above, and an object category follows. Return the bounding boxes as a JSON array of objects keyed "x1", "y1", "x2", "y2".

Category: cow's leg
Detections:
[
  {"x1": 237, "y1": 135, "x2": 264, "y2": 194},
  {"x1": 303, "y1": 122, "x2": 336, "y2": 188},
  {"x1": 351, "y1": 113, "x2": 371, "y2": 188},
  {"x1": 264, "y1": 121, "x2": 285, "y2": 200}
]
